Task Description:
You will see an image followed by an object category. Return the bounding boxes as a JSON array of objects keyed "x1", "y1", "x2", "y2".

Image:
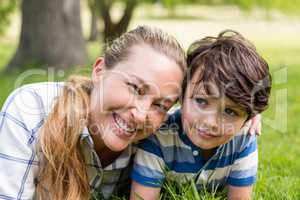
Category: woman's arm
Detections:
[
  {"x1": 0, "y1": 87, "x2": 41, "y2": 199},
  {"x1": 248, "y1": 114, "x2": 262, "y2": 135}
]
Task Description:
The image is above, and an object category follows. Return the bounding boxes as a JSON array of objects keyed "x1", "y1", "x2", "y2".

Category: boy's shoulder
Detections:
[
  {"x1": 142, "y1": 107, "x2": 185, "y2": 148},
  {"x1": 157, "y1": 107, "x2": 182, "y2": 135}
]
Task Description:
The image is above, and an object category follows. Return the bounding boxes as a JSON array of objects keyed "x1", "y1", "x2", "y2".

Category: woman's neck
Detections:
[{"x1": 87, "y1": 123, "x2": 123, "y2": 168}]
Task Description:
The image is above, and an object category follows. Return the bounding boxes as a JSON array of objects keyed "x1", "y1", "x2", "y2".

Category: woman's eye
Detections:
[
  {"x1": 195, "y1": 98, "x2": 208, "y2": 106},
  {"x1": 154, "y1": 104, "x2": 168, "y2": 112},
  {"x1": 127, "y1": 82, "x2": 143, "y2": 95},
  {"x1": 224, "y1": 108, "x2": 239, "y2": 117}
]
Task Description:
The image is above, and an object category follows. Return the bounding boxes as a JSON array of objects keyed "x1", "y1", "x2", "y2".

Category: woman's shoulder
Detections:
[
  {"x1": 1, "y1": 82, "x2": 65, "y2": 131},
  {"x1": 4, "y1": 82, "x2": 64, "y2": 109}
]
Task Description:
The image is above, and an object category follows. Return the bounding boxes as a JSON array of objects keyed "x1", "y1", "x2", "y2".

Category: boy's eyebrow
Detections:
[
  {"x1": 224, "y1": 103, "x2": 247, "y2": 113},
  {"x1": 225, "y1": 104, "x2": 244, "y2": 110},
  {"x1": 192, "y1": 93, "x2": 220, "y2": 99}
]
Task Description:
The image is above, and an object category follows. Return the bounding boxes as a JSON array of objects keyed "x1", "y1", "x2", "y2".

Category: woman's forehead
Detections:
[{"x1": 134, "y1": 72, "x2": 181, "y2": 100}]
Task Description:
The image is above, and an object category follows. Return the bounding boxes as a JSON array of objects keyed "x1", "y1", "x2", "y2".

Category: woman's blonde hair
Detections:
[{"x1": 36, "y1": 25, "x2": 186, "y2": 200}]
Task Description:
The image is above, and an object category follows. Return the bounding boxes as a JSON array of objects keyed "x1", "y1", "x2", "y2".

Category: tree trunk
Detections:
[
  {"x1": 88, "y1": 6, "x2": 99, "y2": 41},
  {"x1": 5, "y1": 0, "x2": 88, "y2": 71},
  {"x1": 96, "y1": 0, "x2": 138, "y2": 43}
]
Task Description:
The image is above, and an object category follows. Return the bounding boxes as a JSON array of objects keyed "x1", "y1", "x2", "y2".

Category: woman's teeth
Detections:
[{"x1": 113, "y1": 113, "x2": 135, "y2": 133}]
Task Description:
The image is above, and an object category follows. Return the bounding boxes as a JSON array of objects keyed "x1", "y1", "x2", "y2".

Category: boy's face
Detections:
[{"x1": 181, "y1": 70, "x2": 249, "y2": 150}]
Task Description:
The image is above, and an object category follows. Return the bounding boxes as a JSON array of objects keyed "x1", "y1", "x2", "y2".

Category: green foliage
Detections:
[
  {"x1": 223, "y1": 0, "x2": 300, "y2": 14},
  {"x1": 152, "y1": 0, "x2": 300, "y2": 15},
  {"x1": 225, "y1": 0, "x2": 255, "y2": 11},
  {"x1": 160, "y1": 0, "x2": 211, "y2": 9},
  {"x1": 158, "y1": 180, "x2": 226, "y2": 200},
  {"x1": 0, "y1": 0, "x2": 17, "y2": 35}
]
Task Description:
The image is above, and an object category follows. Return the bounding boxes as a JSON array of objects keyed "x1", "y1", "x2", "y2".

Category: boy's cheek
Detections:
[
  {"x1": 221, "y1": 123, "x2": 236, "y2": 136},
  {"x1": 182, "y1": 100, "x2": 201, "y2": 119}
]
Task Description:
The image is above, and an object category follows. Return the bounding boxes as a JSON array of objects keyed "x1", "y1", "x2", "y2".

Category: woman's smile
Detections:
[{"x1": 112, "y1": 112, "x2": 137, "y2": 140}]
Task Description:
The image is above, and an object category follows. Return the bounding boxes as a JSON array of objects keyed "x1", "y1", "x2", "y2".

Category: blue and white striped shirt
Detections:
[
  {"x1": 132, "y1": 109, "x2": 258, "y2": 190},
  {"x1": 0, "y1": 82, "x2": 134, "y2": 200}
]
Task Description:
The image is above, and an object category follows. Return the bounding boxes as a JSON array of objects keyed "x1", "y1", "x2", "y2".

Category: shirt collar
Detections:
[{"x1": 80, "y1": 126, "x2": 95, "y2": 148}]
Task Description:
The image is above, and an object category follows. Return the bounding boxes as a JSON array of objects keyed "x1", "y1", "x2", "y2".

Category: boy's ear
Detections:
[{"x1": 92, "y1": 57, "x2": 105, "y2": 81}]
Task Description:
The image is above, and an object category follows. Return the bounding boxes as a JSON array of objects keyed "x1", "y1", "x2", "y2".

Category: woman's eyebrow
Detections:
[
  {"x1": 129, "y1": 74, "x2": 150, "y2": 90},
  {"x1": 157, "y1": 96, "x2": 178, "y2": 105}
]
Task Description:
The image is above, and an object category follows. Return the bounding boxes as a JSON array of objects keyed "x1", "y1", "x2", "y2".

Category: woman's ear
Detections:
[{"x1": 92, "y1": 57, "x2": 105, "y2": 82}]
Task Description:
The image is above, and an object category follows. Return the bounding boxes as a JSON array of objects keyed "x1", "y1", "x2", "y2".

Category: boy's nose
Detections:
[{"x1": 203, "y1": 113, "x2": 219, "y2": 133}]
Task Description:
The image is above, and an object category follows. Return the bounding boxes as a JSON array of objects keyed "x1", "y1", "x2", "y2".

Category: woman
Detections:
[{"x1": 0, "y1": 25, "x2": 186, "y2": 200}]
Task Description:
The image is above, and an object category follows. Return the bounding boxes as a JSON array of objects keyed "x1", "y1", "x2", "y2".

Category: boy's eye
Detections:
[
  {"x1": 224, "y1": 108, "x2": 239, "y2": 117},
  {"x1": 127, "y1": 82, "x2": 144, "y2": 95},
  {"x1": 194, "y1": 98, "x2": 208, "y2": 106}
]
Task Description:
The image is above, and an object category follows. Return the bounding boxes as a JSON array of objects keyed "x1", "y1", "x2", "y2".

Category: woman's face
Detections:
[{"x1": 89, "y1": 44, "x2": 183, "y2": 151}]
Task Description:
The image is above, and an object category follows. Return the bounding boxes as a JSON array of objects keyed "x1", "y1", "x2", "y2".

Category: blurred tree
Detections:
[
  {"x1": 0, "y1": 0, "x2": 17, "y2": 35},
  {"x1": 94, "y1": 0, "x2": 138, "y2": 43},
  {"x1": 5, "y1": 0, "x2": 88, "y2": 72},
  {"x1": 88, "y1": 0, "x2": 99, "y2": 41}
]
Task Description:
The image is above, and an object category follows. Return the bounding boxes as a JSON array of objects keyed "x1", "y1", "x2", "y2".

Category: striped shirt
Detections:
[
  {"x1": 0, "y1": 82, "x2": 134, "y2": 200},
  {"x1": 132, "y1": 109, "x2": 258, "y2": 190}
]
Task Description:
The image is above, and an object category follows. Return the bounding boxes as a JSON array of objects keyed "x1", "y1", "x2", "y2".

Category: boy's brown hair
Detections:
[{"x1": 182, "y1": 30, "x2": 272, "y2": 118}]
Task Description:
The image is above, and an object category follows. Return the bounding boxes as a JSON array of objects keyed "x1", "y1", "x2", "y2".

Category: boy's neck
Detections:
[{"x1": 201, "y1": 148, "x2": 216, "y2": 162}]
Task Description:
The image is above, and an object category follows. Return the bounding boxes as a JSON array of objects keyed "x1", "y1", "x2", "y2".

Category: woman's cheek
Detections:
[{"x1": 105, "y1": 89, "x2": 135, "y2": 110}]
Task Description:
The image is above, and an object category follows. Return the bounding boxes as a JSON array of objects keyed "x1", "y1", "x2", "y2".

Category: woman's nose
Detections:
[{"x1": 131, "y1": 97, "x2": 152, "y2": 124}]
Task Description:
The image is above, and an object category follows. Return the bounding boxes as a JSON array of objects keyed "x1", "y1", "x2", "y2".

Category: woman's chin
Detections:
[{"x1": 104, "y1": 137, "x2": 130, "y2": 152}]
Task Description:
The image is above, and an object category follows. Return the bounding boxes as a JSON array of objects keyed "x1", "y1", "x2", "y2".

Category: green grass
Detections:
[{"x1": 1, "y1": 23, "x2": 300, "y2": 200}]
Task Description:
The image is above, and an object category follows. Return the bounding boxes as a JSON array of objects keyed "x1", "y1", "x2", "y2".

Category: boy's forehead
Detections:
[{"x1": 190, "y1": 81, "x2": 221, "y2": 97}]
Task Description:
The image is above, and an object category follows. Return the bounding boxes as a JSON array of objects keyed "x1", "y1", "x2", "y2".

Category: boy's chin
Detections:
[
  {"x1": 193, "y1": 139, "x2": 221, "y2": 150},
  {"x1": 198, "y1": 143, "x2": 218, "y2": 150}
]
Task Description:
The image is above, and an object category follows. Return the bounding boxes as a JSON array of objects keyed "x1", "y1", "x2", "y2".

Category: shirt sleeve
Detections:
[
  {"x1": 0, "y1": 86, "x2": 43, "y2": 200},
  {"x1": 227, "y1": 136, "x2": 258, "y2": 187},
  {"x1": 131, "y1": 135, "x2": 166, "y2": 188}
]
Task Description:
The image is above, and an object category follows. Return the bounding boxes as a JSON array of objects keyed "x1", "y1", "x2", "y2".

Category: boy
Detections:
[{"x1": 130, "y1": 30, "x2": 271, "y2": 200}]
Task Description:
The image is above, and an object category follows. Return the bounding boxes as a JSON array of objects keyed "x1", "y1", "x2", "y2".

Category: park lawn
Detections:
[{"x1": 0, "y1": 32, "x2": 299, "y2": 200}]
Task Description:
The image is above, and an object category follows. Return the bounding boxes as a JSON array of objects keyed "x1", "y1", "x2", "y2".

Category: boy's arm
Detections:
[
  {"x1": 130, "y1": 135, "x2": 166, "y2": 200},
  {"x1": 227, "y1": 135, "x2": 258, "y2": 200},
  {"x1": 130, "y1": 180, "x2": 161, "y2": 200},
  {"x1": 227, "y1": 185, "x2": 253, "y2": 200}
]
